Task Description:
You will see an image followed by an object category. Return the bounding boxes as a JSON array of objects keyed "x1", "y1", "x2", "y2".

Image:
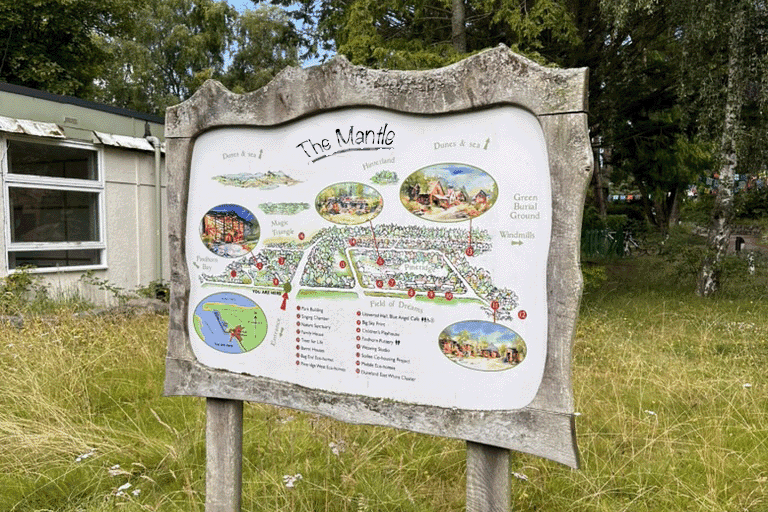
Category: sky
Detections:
[{"x1": 226, "y1": 0, "x2": 252, "y2": 12}]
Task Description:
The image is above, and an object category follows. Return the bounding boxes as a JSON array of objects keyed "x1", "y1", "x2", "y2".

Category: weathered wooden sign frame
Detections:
[{"x1": 165, "y1": 46, "x2": 591, "y2": 507}]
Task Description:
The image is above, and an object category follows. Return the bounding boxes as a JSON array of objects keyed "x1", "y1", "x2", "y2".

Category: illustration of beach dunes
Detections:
[
  {"x1": 439, "y1": 320, "x2": 526, "y2": 371},
  {"x1": 400, "y1": 163, "x2": 498, "y2": 222}
]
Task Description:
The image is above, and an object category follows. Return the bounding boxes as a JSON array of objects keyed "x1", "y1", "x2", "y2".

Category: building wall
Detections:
[{"x1": 0, "y1": 84, "x2": 167, "y2": 305}]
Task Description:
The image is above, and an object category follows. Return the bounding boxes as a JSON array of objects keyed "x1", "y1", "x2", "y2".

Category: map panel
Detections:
[{"x1": 186, "y1": 106, "x2": 551, "y2": 411}]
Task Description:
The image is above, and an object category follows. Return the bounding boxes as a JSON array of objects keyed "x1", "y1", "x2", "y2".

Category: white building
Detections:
[{"x1": 0, "y1": 83, "x2": 167, "y2": 304}]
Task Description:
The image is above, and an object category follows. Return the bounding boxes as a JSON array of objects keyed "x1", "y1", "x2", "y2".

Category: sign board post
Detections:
[{"x1": 164, "y1": 46, "x2": 592, "y2": 510}]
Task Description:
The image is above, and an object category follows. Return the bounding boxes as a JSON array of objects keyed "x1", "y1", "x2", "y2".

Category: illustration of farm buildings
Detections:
[
  {"x1": 409, "y1": 180, "x2": 489, "y2": 210},
  {"x1": 322, "y1": 195, "x2": 373, "y2": 215}
]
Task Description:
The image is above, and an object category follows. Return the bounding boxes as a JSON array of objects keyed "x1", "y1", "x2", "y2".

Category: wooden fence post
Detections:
[
  {"x1": 466, "y1": 441, "x2": 511, "y2": 512},
  {"x1": 206, "y1": 398, "x2": 243, "y2": 512}
]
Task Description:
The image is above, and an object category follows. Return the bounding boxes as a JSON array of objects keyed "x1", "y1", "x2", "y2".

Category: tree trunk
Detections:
[
  {"x1": 592, "y1": 147, "x2": 607, "y2": 217},
  {"x1": 696, "y1": 7, "x2": 744, "y2": 296},
  {"x1": 452, "y1": 0, "x2": 466, "y2": 53}
]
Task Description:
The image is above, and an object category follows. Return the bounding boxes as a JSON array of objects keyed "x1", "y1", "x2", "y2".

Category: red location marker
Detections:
[
  {"x1": 356, "y1": 336, "x2": 361, "y2": 341},
  {"x1": 256, "y1": 262, "x2": 263, "y2": 270},
  {"x1": 376, "y1": 280, "x2": 383, "y2": 288},
  {"x1": 427, "y1": 290, "x2": 435, "y2": 299},
  {"x1": 518, "y1": 310, "x2": 528, "y2": 320},
  {"x1": 407, "y1": 288, "x2": 416, "y2": 297},
  {"x1": 296, "y1": 361, "x2": 300, "y2": 366},
  {"x1": 356, "y1": 368, "x2": 360, "y2": 374},
  {"x1": 296, "y1": 337, "x2": 300, "y2": 342},
  {"x1": 281, "y1": 292, "x2": 289, "y2": 310},
  {"x1": 296, "y1": 345, "x2": 300, "y2": 350},
  {"x1": 273, "y1": 278, "x2": 280, "y2": 286},
  {"x1": 298, "y1": 232, "x2": 305, "y2": 240},
  {"x1": 388, "y1": 278, "x2": 395, "y2": 287},
  {"x1": 377, "y1": 256, "x2": 385, "y2": 266},
  {"x1": 356, "y1": 320, "x2": 361, "y2": 325},
  {"x1": 466, "y1": 247, "x2": 474, "y2": 256},
  {"x1": 349, "y1": 238, "x2": 357, "y2": 246},
  {"x1": 230, "y1": 270, "x2": 237, "y2": 278},
  {"x1": 356, "y1": 311, "x2": 361, "y2": 316},
  {"x1": 490, "y1": 300, "x2": 500, "y2": 311},
  {"x1": 445, "y1": 291, "x2": 453, "y2": 301},
  {"x1": 278, "y1": 256, "x2": 285, "y2": 265},
  {"x1": 339, "y1": 260, "x2": 347, "y2": 269},
  {"x1": 356, "y1": 344, "x2": 361, "y2": 349}
]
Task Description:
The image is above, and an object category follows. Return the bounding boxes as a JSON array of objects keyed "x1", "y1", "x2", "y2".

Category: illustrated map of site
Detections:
[{"x1": 186, "y1": 107, "x2": 552, "y2": 411}]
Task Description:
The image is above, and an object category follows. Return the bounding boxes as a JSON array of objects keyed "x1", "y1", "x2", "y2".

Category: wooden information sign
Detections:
[{"x1": 164, "y1": 46, "x2": 592, "y2": 509}]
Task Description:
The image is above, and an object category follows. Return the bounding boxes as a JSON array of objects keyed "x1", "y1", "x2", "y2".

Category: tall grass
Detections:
[{"x1": 0, "y1": 254, "x2": 766, "y2": 510}]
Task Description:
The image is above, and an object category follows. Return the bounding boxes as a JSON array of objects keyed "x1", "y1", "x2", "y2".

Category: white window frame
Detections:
[{"x1": 1, "y1": 135, "x2": 107, "y2": 273}]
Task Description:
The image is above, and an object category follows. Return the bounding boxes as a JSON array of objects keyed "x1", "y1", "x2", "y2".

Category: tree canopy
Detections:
[{"x1": 0, "y1": 0, "x2": 134, "y2": 97}]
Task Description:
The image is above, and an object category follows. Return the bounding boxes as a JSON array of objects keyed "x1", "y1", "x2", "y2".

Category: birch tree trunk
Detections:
[{"x1": 696, "y1": 5, "x2": 745, "y2": 296}]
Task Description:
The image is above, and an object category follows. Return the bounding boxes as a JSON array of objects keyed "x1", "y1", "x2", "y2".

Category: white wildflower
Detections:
[
  {"x1": 131, "y1": 488, "x2": 141, "y2": 497},
  {"x1": 75, "y1": 449, "x2": 95, "y2": 462},
  {"x1": 117, "y1": 482, "x2": 132, "y2": 492},
  {"x1": 283, "y1": 473, "x2": 303, "y2": 488},
  {"x1": 512, "y1": 472, "x2": 529, "y2": 481},
  {"x1": 573, "y1": 412, "x2": 582, "y2": 417},
  {"x1": 743, "y1": 383, "x2": 752, "y2": 388},
  {"x1": 644, "y1": 410, "x2": 657, "y2": 416},
  {"x1": 329, "y1": 441, "x2": 346, "y2": 456}
]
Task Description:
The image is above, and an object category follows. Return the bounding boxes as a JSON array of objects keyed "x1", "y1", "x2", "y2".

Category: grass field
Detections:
[{"x1": 0, "y1": 254, "x2": 766, "y2": 511}]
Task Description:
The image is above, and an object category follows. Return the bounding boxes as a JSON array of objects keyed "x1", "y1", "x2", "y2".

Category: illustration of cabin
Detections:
[
  {"x1": 410, "y1": 180, "x2": 468, "y2": 209},
  {"x1": 480, "y1": 343, "x2": 500, "y2": 358},
  {"x1": 203, "y1": 212, "x2": 245, "y2": 244},
  {"x1": 473, "y1": 190, "x2": 489, "y2": 208},
  {"x1": 504, "y1": 347, "x2": 522, "y2": 364},
  {"x1": 323, "y1": 196, "x2": 373, "y2": 215}
]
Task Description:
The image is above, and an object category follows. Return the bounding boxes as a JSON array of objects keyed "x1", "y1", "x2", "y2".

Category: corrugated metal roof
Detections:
[
  {"x1": 93, "y1": 131, "x2": 155, "y2": 151},
  {"x1": 0, "y1": 115, "x2": 65, "y2": 138},
  {"x1": 0, "y1": 115, "x2": 162, "y2": 152}
]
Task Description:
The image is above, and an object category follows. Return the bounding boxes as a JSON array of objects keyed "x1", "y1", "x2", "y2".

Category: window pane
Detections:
[
  {"x1": 9, "y1": 187, "x2": 99, "y2": 242},
  {"x1": 8, "y1": 140, "x2": 96, "y2": 180},
  {"x1": 8, "y1": 249, "x2": 101, "y2": 269}
]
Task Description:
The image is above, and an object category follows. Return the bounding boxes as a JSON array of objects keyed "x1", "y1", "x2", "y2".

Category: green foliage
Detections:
[
  {"x1": 680, "y1": 193, "x2": 716, "y2": 225},
  {"x1": 0, "y1": 266, "x2": 46, "y2": 314},
  {"x1": 134, "y1": 280, "x2": 170, "y2": 302},
  {"x1": 581, "y1": 263, "x2": 607, "y2": 295},
  {"x1": 79, "y1": 270, "x2": 129, "y2": 303},
  {"x1": 0, "y1": 0, "x2": 135, "y2": 96},
  {"x1": 280, "y1": 0, "x2": 584, "y2": 70},
  {"x1": 735, "y1": 186, "x2": 768, "y2": 219},
  {"x1": 93, "y1": 0, "x2": 238, "y2": 114},
  {"x1": 220, "y1": 5, "x2": 300, "y2": 94},
  {"x1": 0, "y1": 267, "x2": 92, "y2": 315}
]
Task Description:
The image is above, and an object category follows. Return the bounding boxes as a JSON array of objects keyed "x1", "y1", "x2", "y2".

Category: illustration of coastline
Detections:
[
  {"x1": 193, "y1": 292, "x2": 268, "y2": 353},
  {"x1": 213, "y1": 170, "x2": 301, "y2": 189}
]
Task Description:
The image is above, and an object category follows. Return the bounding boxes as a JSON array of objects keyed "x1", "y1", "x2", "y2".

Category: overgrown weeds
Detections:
[{"x1": 0, "y1": 256, "x2": 766, "y2": 510}]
